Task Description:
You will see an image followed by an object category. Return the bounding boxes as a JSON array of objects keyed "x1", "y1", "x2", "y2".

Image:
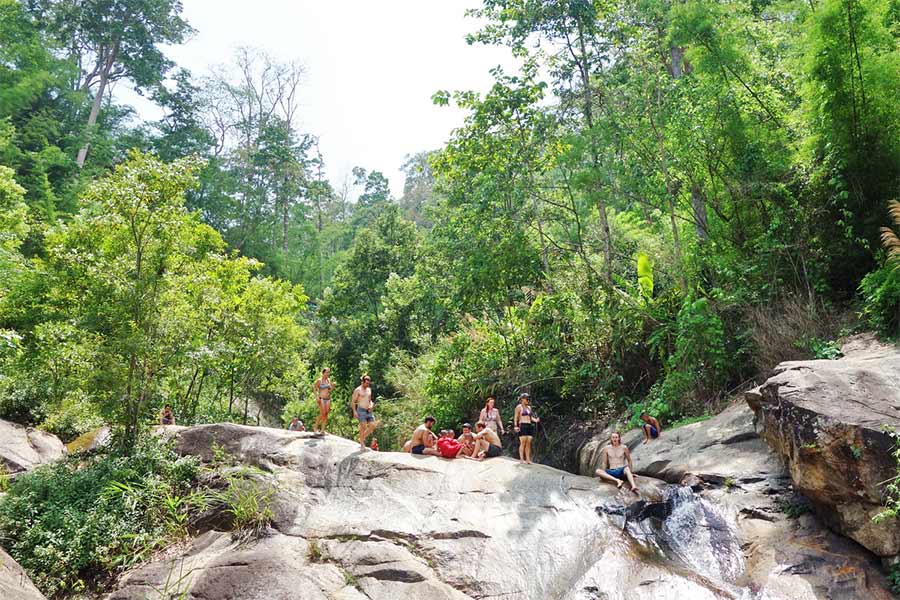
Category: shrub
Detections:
[
  {"x1": 208, "y1": 469, "x2": 276, "y2": 540},
  {"x1": 860, "y1": 263, "x2": 900, "y2": 337},
  {"x1": 0, "y1": 437, "x2": 199, "y2": 596}
]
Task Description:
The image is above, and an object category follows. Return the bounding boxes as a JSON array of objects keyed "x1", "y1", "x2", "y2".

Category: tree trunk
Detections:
[
  {"x1": 576, "y1": 22, "x2": 613, "y2": 284},
  {"x1": 692, "y1": 183, "x2": 709, "y2": 243},
  {"x1": 76, "y1": 40, "x2": 120, "y2": 168}
]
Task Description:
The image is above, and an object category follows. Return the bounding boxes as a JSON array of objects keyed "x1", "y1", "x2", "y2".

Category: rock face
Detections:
[
  {"x1": 0, "y1": 546, "x2": 46, "y2": 600},
  {"x1": 578, "y1": 403, "x2": 783, "y2": 488},
  {"x1": 111, "y1": 424, "x2": 776, "y2": 600},
  {"x1": 0, "y1": 419, "x2": 66, "y2": 476},
  {"x1": 577, "y1": 402, "x2": 893, "y2": 599},
  {"x1": 746, "y1": 334, "x2": 900, "y2": 558}
]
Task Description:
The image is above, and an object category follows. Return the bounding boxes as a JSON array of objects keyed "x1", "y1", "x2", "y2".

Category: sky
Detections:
[{"x1": 119, "y1": 0, "x2": 515, "y2": 198}]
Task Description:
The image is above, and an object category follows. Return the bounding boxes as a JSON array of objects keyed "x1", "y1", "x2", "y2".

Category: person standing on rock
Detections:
[
  {"x1": 639, "y1": 411, "x2": 662, "y2": 443},
  {"x1": 513, "y1": 393, "x2": 540, "y2": 464},
  {"x1": 595, "y1": 432, "x2": 638, "y2": 493},
  {"x1": 351, "y1": 374, "x2": 377, "y2": 450},
  {"x1": 479, "y1": 397, "x2": 505, "y2": 435},
  {"x1": 313, "y1": 367, "x2": 334, "y2": 434}
]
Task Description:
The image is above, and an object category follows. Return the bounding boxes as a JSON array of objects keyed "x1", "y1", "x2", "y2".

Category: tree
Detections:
[{"x1": 28, "y1": 0, "x2": 193, "y2": 167}]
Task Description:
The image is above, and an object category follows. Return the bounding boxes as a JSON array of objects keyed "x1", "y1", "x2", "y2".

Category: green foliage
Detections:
[
  {"x1": 874, "y1": 430, "x2": 900, "y2": 524},
  {"x1": 637, "y1": 253, "x2": 654, "y2": 302},
  {"x1": 208, "y1": 469, "x2": 276, "y2": 540},
  {"x1": 0, "y1": 152, "x2": 310, "y2": 442},
  {"x1": 668, "y1": 414, "x2": 712, "y2": 429},
  {"x1": 0, "y1": 437, "x2": 199, "y2": 596},
  {"x1": 860, "y1": 263, "x2": 900, "y2": 336}
]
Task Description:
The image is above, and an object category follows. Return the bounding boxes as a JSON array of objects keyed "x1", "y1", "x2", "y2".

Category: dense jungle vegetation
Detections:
[
  {"x1": 0, "y1": 0, "x2": 898, "y2": 595},
  {"x1": 0, "y1": 0, "x2": 898, "y2": 450}
]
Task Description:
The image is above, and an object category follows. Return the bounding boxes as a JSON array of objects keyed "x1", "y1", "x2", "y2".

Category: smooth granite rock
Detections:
[{"x1": 746, "y1": 333, "x2": 900, "y2": 557}]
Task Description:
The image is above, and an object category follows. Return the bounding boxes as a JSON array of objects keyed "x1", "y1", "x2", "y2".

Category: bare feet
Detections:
[
  {"x1": 616, "y1": 480, "x2": 624, "y2": 490},
  {"x1": 630, "y1": 486, "x2": 639, "y2": 494}
]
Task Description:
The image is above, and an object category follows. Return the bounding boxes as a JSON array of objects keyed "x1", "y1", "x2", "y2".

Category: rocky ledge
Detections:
[
  {"x1": 109, "y1": 424, "x2": 768, "y2": 600},
  {"x1": 577, "y1": 401, "x2": 892, "y2": 598},
  {"x1": 746, "y1": 333, "x2": 900, "y2": 559}
]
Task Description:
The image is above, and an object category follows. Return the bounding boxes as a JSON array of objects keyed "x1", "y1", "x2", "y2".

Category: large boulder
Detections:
[
  {"x1": 0, "y1": 546, "x2": 46, "y2": 600},
  {"x1": 110, "y1": 424, "x2": 781, "y2": 600},
  {"x1": 577, "y1": 402, "x2": 783, "y2": 487},
  {"x1": 746, "y1": 333, "x2": 900, "y2": 558},
  {"x1": 577, "y1": 402, "x2": 892, "y2": 598},
  {"x1": 0, "y1": 419, "x2": 65, "y2": 476}
]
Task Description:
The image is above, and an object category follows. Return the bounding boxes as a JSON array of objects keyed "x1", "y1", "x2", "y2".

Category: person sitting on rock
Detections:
[
  {"x1": 406, "y1": 416, "x2": 441, "y2": 456},
  {"x1": 370, "y1": 437, "x2": 379, "y2": 451},
  {"x1": 640, "y1": 411, "x2": 662, "y2": 443},
  {"x1": 160, "y1": 404, "x2": 175, "y2": 426},
  {"x1": 457, "y1": 423, "x2": 476, "y2": 457},
  {"x1": 437, "y1": 429, "x2": 464, "y2": 459},
  {"x1": 471, "y1": 421, "x2": 503, "y2": 460},
  {"x1": 595, "y1": 432, "x2": 638, "y2": 493},
  {"x1": 288, "y1": 416, "x2": 305, "y2": 431}
]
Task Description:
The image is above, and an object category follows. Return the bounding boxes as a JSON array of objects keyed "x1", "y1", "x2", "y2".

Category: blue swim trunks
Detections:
[
  {"x1": 356, "y1": 407, "x2": 374, "y2": 423},
  {"x1": 648, "y1": 425, "x2": 659, "y2": 438},
  {"x1": 606, "y1": 467, "x2": 627, "y2": 480}
]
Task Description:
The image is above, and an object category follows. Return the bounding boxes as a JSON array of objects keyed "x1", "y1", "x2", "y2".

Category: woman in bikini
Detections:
[
  {"x1": 513, "y1": 392, "x2": 540, "y2": 464},
  {"x1": 479, "y1": 397, "x2": 505, "y2": 435},
  {"x1": 313, "y1": 367, "x2": 334, "y2": 434}
]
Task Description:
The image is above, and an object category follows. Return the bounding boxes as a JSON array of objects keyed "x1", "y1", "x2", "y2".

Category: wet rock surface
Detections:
[
  {"x1": 0, "y1": 419, "x2": 66, "y2": 476},
  {"x1": 577, "y1": 400, "x2": 894, "y2": 599},
  {"x1": 0, "y1": 546, "x2": 46, "y2": 600},
  {"x1": 746, "y1": 333, "x2": 900, "y2": 558}
]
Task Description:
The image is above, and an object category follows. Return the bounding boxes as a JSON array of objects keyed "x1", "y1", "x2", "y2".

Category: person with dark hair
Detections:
[
  {"x1": 595, "y1": 432, "x2": 638, "y2": 493},
  {"x1": 313, "y1": 367, "x2": 334, "y2": 434},
  {"x1": 437, "y1": 429, "x2": 465, "y2": 458},
  {"x1": 471, "y1": 421, "x2": 503, "y2": 460},
  {"x1": 513, "y1": 393, "x2": 540, "y2": 464},
  {"x1": 160, "y1": 404, "x2": 175, "y2": 426},
  {"x1": 288, "y1": 416, "x2": 305, "y2": 431},
  {"x1": 351, "y1": 375, "x2": 377, "y2": 450},
  {"x1": 457, "y1": 423, "x2": 476, "y2": 457},
  {"x1": 479, "y1": 397, "x2": 505, "y2": 434},
  {"x1": 640, "y1": 411, "x2": 662, "y2": 442},
  {"x1": 407, "y1": 416, "x2": 440, "y2": 455}
]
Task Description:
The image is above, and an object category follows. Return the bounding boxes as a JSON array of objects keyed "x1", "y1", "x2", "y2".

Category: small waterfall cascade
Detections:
[{"x1": 598, "y1": 484, "x2": 753, "y2": 595}]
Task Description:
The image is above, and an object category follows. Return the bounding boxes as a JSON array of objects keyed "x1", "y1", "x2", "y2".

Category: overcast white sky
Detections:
[{"x1": 120, "y1": 0, "x2": 514, "y2": 197}]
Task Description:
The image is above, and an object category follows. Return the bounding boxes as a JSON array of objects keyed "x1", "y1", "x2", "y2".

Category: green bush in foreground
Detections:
[{"x1": 0, "y1": 438, "x2": 199, "y2": 596}]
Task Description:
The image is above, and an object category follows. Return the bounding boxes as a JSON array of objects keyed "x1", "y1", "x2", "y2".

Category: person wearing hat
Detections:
[{"x1": 513, "y1": 392, "x2": 540, "y2": 464}]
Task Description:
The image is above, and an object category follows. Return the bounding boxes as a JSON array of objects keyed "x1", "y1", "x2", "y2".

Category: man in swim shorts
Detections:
[
  {"x1": 595, "y1": 432, "x2": 638, "y2": 493},
  {"x1": 408, "y1": 416, "x2": 440, "y2": 455},
  {"x1": 471, "y1": 421, "x2": 503, "y2": 460},
  {"x1": 640, "y1": 411, "x2": 662, "y2": 443},
  {"x1": 351, "y1": 375, "x2": 377, "y2": 450}
]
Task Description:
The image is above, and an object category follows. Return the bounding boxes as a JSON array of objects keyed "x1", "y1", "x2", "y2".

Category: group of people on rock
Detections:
[
  {"x1": 167, "y1": 365, "x2": 664, "y2": 493},
  {"x1": 399, "y1": 393, "x2": 541, "y2": 463}
]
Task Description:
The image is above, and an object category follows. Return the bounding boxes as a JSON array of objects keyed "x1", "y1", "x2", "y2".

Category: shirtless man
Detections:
[
  {"x1": 640, "y1": 412, "x2": 662, "y2": 443},
  {"x1": 351, "y1": 375, "x2": 376, "y2": 450},
  {"x1": 471, "y1": 421, "x2": 503, "y2": 460},
  {"x1": 408, "y1": 416, "x2": 440, "y2": 456},
  {"x1": 457, "y1": 423, "x2": 476, "y2": 457},
  {"x1": 595, "y1": 432, "x2": 638, "y2": 493}
]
